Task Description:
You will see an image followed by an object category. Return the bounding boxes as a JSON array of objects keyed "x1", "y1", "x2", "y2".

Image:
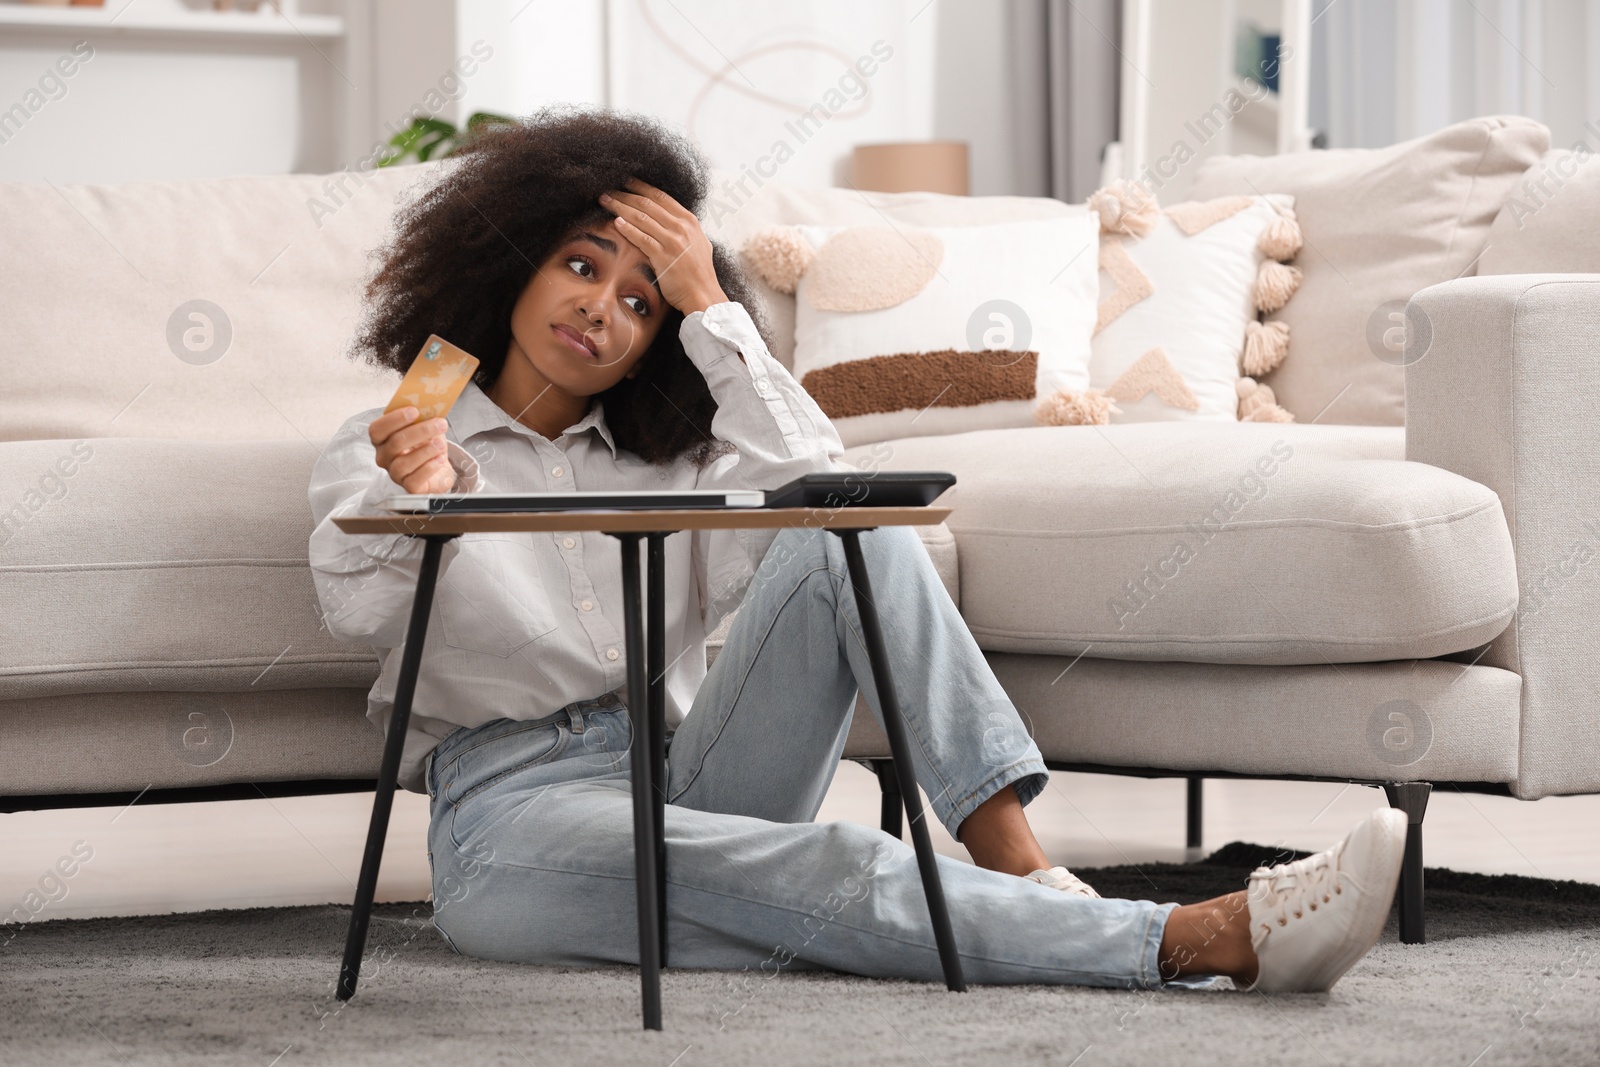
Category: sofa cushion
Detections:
[
  {"x1": 1188, "y1": 116, "x2": 1549, "y2": 426},
  {"x1": 0, "y1": 438, "x2": 379, "y2": 701},
  {"x1": 0, "y1": 163, "x2": 443, "y2": 444},
  {"x1": 0, "y1": 436, "x2": 960, "y2": 703},
  {"x1": 1479, "y1": 147, "x2": 1600, "y2": 275},
  {"x1": 842, "y1": 421, "x2": 1519, "y2": 665}
]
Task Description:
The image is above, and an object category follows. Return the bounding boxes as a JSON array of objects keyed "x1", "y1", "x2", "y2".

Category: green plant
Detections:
[{"x1": 377, "y1": 111, "x2": 518, "y2": 167}]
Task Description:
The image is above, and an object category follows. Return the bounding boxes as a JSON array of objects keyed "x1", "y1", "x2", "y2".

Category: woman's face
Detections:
[{"x1": 504, "y1": 216, "x2": 669, "y2": 396}]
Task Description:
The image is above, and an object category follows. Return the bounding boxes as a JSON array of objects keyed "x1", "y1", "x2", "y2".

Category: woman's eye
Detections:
[
  {"x1": 623, "y1": 295, "x2": 649, "y2": 316},
  {"x1": 565, "y1": 256, "x2": 593, "y2": 277}
]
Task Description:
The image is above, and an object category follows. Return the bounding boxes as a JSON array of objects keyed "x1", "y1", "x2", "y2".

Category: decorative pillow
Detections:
[
  {"x1": 1188, "y1": 116, "x2": 1550, "y2": 425},
  {"x1": 740, "y1": 214, "x2": 1100, "y2": 446},
  {"x1": 1480, "y1": 146, "x2": 1600, "y2": 275},
  {"x1": 1038, "y1": 180, "x2": 1302, "y2": 426}
]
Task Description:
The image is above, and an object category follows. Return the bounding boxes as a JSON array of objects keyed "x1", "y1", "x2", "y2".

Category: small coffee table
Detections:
[{"x1": 331, "y1": 504, "x2": 964, "y2": 1029}]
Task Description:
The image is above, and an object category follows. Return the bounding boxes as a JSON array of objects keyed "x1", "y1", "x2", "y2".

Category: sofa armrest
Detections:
[{"x1": 1407, "y1": 274, "x2": 1600, "y2": 797}]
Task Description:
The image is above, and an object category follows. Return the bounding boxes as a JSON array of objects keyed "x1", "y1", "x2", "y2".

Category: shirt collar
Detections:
[{"x1": 449, "y1": 379, "x2": 619, "y2": 459}]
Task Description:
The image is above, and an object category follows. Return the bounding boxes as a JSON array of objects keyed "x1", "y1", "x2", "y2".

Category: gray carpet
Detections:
[{"x1": 4, "y1": 843, "x2": 1598, "y2": 1066}]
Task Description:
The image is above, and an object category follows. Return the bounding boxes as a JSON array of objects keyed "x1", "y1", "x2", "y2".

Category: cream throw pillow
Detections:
[
  {"x1": 1188, "y1": 116, "x2": 1549, "y2": 425},
  {"x1": 1062, "y1": 185, "x2": 1302, "y2": 425},
  {"x1": 1480, "y1": 146, "x2": 1600, "y2": 274},
  {"x1": 740, "y1": 214, "x2": 1100, "y2": 446}
]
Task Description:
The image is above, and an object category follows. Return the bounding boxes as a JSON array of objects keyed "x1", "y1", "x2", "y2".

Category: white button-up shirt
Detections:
[{"x1": 308, "y1": 302, "x2": 844, "y2": 792}]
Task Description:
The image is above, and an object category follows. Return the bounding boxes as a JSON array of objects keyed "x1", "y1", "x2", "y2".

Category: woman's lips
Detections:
[{"x1": 552, "y1": 324, "x2": 599, "y2": 360}]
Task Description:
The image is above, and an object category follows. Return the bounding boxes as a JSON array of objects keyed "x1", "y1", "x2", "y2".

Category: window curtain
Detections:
[
  {"x1": 1045, "y1": 0, "x2": 1123, "y2": 202},
  {"x1": 1312, "y1": 0, "x2": 1600, "y2": 150}
]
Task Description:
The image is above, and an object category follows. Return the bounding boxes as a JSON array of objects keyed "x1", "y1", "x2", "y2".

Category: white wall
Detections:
[
  {"x1": 0, "y1": 0, "x2": 338, "y2": 184},
  {"x1": 0, "y1": 0, "x2": 1051, "y2": 195},
  {"x1": 456, "y1": 0, "x2": 607, "y2": 118},
  {"x1": 454, "y1": 0, "x2": 1048, "y2": 195},
  {"x1": 0, "y1": 41, "x2": 305, "y2": 183}
]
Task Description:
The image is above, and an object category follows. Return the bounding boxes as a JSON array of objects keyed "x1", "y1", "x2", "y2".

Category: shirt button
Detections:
[
  {"x1": 605, "y1": 648, "x2": 620, "y2": 661},
  {"x1": 562, "y1": 536, "x2": 576, "y2": 549},
  {"x1": 551, "y1": 465, "x2": 564, "y2": 477},
  {"x1": 580, "y1": 599, "x2": 594, "y2": 611}
]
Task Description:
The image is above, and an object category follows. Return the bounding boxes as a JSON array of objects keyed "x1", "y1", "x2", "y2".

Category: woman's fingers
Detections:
[
  {"x1": 622, "y1": 177, "x2": 692, "y2": 221},
  {"x1": 609, "y1": 181, "x2": 697, "y2": 237},
  {"x1": 367, "y1": 407, "x2": 417, "y2": 447},
  {"x1": 603, "y1": 191, "x2": 676, "y2": 248},
  {"x1": 372, "y1": 412, "x2": 449, "y2": 487},
  {"x1": 404, "y1": 455, "x2": 454, "y2": 494},
  {"x1": 602, "y1": 178, "x2": 726, "y2": 314},
  {"x1": 378, "y1": 419, "x2": 446, "y2": 463},
  {"x1": 389, "y1": 437, "x2": 448, "y2": 485}
]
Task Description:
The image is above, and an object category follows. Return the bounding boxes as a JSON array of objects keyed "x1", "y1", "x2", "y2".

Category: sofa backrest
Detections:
[
  {"x1": 4, "y1": 159, "x2": 1082, "y2": 444},
  {"x1": 2, "y1": 162, "x2": 444, "y2": 444},
  {"x1": 13, "y1": 123, "x2": 1550, "y2": 445}
]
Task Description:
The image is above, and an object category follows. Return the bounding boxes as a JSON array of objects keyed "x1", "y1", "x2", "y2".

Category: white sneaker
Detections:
[
  {"x1": 1023, "y1": 865, "x2": 1101, "y2": 898},
  {"x1": 1238, "y1": 807, "x2": 1407, "y2": 993}
]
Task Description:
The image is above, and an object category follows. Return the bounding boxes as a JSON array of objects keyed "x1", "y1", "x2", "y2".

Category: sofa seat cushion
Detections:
[
  {"x1": 842, "y1": 422, "x2": 1518, "y2": 665},
  {"x1": 0, "y1": 438, "x2": 380, "y2": 701}
]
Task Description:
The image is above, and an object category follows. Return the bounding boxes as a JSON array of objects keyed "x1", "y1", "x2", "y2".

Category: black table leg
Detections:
[
  {"x1": 615, "y1": 532, "x2": 663, "y2": 1030},
  {"x1": 833, "y1": 529, "x2": 967, "y2": 992},
  {"x1": 646, "y1": 532, "x2": 669, "y2": 967},
  {"x1": 338, "y1": 533, "x2": 455, "y2": 1002}
]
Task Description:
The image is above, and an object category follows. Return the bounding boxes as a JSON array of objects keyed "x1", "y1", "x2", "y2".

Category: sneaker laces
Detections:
[
  {"x1": 1246, "y1": 846, "x2": 1343, "y2": 948},
  {"x1": 1024, "y1": 866, "x2": 1101, "y2": 898}
]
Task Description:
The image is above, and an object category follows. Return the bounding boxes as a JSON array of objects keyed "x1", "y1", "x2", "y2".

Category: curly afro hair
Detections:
[{"x1": 352, "y1": 106, "x2": 770, "y2": 469}]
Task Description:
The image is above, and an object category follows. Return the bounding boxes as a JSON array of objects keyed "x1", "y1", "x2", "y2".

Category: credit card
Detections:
[{"x1": 383, "y1": 335, "x2": 480, "y2": 423}]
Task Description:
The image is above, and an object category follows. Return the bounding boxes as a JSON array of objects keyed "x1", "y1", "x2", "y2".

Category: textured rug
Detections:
[{"x1": 4, "y1": 843, "x2": 1598, "y2": 1067}]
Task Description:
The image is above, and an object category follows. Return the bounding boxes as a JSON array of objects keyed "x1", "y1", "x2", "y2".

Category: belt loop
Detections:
[{"x1": 566, "y1": 704, "x2": 585, "y2": 734}]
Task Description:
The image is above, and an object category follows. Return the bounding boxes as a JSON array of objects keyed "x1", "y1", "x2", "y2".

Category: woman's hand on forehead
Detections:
[{"x1": 599, "y1": 178, "x2": 730, "y2": 317}]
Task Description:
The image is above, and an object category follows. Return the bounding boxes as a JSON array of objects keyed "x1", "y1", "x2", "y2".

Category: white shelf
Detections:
[{"x1": 0, "y1": 3, "x2": 344, "y2": 40}]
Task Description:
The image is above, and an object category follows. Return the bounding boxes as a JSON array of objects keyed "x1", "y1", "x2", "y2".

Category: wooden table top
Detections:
[{"x1": 333, "y1": 505, "x2": 953, "y2": 536}]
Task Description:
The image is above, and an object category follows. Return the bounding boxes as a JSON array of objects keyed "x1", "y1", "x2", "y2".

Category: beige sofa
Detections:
[{"x1": 5, "y1": 117, "x2": 1597, "y2": 942}]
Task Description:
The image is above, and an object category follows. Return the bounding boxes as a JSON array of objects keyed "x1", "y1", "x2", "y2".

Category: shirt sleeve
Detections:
[
  {"x1": 683, "y1": 300, "x2": 845, "y2": 632},
  {"x1": 307, "y1": 410, "x2": 486, "y2": 649}
]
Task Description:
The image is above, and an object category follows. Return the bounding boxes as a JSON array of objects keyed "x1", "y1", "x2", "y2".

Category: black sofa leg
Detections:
[
  {"x1": 1185, "y1": 777, "x2": 1204, "y2": 861},
  {"x1": 1381, "y1": 781, "x2": 1431, "y2": 945},
  {"x1": 872, "y1": 759, "x2": 903, "y2": 840}
]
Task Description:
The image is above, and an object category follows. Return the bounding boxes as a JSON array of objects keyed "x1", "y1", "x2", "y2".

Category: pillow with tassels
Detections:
[{"x1": 1036, "y1": 179, "x2": 1302, "y2": 426}]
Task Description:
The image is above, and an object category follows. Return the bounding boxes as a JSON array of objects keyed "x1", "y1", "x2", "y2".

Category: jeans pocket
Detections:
[
  {"x1": 437, "y1": 536, "x2": 559, "y2": 657},
  {"x1": 440, "y1": 719, "x2": 569, "y2": 810},
  {"x1": 570, "y1": 706, "x2": 633, "y2": 774}
]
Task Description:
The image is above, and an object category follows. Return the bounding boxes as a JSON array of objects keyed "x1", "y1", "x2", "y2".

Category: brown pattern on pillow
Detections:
[{"x1": 801, "y1": 350, "x2": 1038, "y2": 419}]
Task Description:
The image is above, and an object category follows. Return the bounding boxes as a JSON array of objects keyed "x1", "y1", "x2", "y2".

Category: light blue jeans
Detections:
[{"x1": 424, "y1": 524, "x2": 1178, "y2": 989}]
